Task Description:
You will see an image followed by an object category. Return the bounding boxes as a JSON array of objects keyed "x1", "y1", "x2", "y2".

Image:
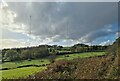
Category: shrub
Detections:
[{"x1": 47, "y1": 60, "x2": 76, "y2": 73}]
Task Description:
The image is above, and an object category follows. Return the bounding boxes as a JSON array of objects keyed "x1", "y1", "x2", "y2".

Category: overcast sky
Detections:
[{"x1": 0, "y1": 1, "x2": 119, "y2": 49}]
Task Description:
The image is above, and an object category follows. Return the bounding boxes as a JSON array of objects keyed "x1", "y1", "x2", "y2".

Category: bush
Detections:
[{"x1": 47, "y1": 60, "x2": 76, "y2": 73}]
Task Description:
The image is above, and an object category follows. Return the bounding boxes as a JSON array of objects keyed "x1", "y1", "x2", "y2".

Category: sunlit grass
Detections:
[
  {"x1": 1, "y1": 52, "x2": 106, "y2": 79},
  {"x1": 1, "y1": 59, "x2": 50, "y2": 69},
  {"x1": 56, "y1": 52, "x2": 105, "y2": 60},
  {"x1": 1, "y1": 52, "x2": 105, "y2": 69},
  {"x1": 1, "y1": 66, "x2": 46, "y2": 79}
]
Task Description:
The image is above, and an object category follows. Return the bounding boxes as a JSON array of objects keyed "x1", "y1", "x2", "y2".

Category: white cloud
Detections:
[
  {"x1": 0, "y1": 3, "x2": 28, "y2": 34},
  {"x1": 0, "y1": 2, "x2": 118, "y2": 48},
  {"x1": 99, "y1": 40, "x2": 113, "y2": 46},
  {"x1": 0, "y1": 39, "x2": 28, "y2": 49}
]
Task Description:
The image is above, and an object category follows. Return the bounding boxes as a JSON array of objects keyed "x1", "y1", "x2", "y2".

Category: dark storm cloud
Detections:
[{"x1": 7, "y1": 2, "x2": 118, "y2": 43}]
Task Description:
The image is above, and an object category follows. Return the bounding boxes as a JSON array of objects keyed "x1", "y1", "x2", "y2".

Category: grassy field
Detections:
[
  {"x1": 56, "y1": 52, "x2": 106, "y2": 60},
  {"x1": 1, "y1": 52, "x2": 106, "y2": 79},
  {"x1": 1, "y1": 52, "x2": 105, "y2": 69},
  {"x1": 1, "y1": 66, "x2": 46, "y2": 79},
  {"x1": 1, "y1": 59, "x2": 50, "y2": 69}
]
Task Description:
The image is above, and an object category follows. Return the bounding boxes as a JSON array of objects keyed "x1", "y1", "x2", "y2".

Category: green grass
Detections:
[
  {"x1": 1, "y1": 52, "x2": 105, "y2": 69},
  {"x1": 1, "y1": 66, "x2": 46, "y2": 79},
  {"x1": 56, "y1": 52, "x2": 106, "y2": 61},
  {"x1": 1, "y1": 59, "x2": 50, "y2": 69},
  {"x1": 0, "y1": 71, "x2": 1, "y2": 80},
  {"x1": 1, "y1": 52, "x2": 106, "y2": 79},
  {"x1": 58, "y1": 50, "x2": 71, "y2": 53}
]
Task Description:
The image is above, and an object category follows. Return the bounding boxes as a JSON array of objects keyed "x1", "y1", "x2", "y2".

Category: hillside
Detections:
[
  {"x1": 1, "y1": 38, "x2": 119, "y2": 80},
  {"x1": 27, "y1": 37, "x2": 120, "y2": 79}
]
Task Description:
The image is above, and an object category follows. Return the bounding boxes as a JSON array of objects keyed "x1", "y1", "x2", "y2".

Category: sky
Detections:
[{"x1": 0, "y1": 0, "x2": 119, "y2": 49}]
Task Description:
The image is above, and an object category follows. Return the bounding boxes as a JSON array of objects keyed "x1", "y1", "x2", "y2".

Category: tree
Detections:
[
  {"x1": 49, "y1": 48, "x2": 57, "y2": 63},
  {"x1": 4, "y1": 50, "x2": 19, "y2": 61},
  {"x1": 21, "y1": 50, "x2": 32, "y2": 60},
  {"x1": 34, "y1": 47, "x2": 49, "y2": 58}
]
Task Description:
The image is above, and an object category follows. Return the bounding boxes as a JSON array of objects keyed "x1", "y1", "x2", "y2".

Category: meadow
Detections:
[
  {"x1": 1, "y1": 66, "x2": 46, "y2": 79},
  {"x1": 1, "y1": 59, "x2": 50, "y2": 69},
  {"x1": 56, "y1": 52, "x2": 105, "y2": 60},
  {"x1": 1, "y1": 52, "x2": 106, "y2": 79}
]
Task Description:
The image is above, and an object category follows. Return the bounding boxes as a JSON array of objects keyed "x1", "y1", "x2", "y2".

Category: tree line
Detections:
[
  {"x1": 1, "y1": 44, "x2": 109, "y2": 62},
  {"x1": 71, "y1": 44, "x2": 108, "y2": 53}
]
